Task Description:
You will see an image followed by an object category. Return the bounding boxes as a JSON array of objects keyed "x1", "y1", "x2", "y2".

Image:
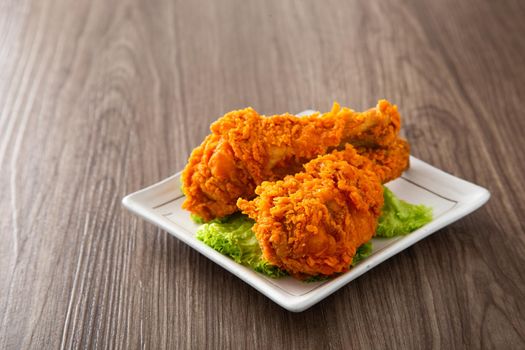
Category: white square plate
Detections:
[{"x1": 122, "y1": 111, "x2": 490, "y2": 312}]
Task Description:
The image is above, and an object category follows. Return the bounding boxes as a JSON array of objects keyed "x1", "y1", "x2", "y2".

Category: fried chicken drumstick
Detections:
[
  {"x1": 182, "y1": 100, "x2": 402, "y2": 221},
  {"x1": 237, "y1": 142, "x2": 409, "y2": 278}
]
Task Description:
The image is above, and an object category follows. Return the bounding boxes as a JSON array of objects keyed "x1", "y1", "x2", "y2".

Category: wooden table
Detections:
[{"x1": 1, "y1": 0, "x2": 524, "y2": 348}]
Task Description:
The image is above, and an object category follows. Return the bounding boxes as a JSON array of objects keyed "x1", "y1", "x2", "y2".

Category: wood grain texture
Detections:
[{"x1": 1, "y1": 0, "x2": 524, "y2": 348}]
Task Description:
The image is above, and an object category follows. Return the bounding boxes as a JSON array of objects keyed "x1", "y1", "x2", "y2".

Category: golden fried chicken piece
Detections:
[
  {"x1": 237, "y1": 145, "x2": 385, "y2": 278},
  {"x1": 182, "y1": 100, "x2": 401, "y2": 221}
]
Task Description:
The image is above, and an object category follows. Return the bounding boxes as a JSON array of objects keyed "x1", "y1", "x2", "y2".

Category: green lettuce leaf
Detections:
[
  {"x1": 304, "y1": 274, "x2": 332, "y2": 283},
  {"x1": 195, "y1": 213, "x2": 287, "y2": 278},
  {"x1": 190, "y1": 213, "x2": 206, "y2": 224},
  {"x1": 352, "y1": 241, "x2": 373, "y2": 266},
  {"x1": 376, "y1": 187, "x2": 433, "y2": 238}
]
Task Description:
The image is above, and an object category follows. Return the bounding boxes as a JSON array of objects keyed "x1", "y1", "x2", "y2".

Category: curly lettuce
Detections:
[
  {"x1": 352, "y1": 241, "x2": 373, "y2": 266},
  {"x1": 376, "y1": 187, "x2": 433, "y2": 238},
  {"x1": 195, "y1": 213, "x2": 287, "y2": 278}
]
